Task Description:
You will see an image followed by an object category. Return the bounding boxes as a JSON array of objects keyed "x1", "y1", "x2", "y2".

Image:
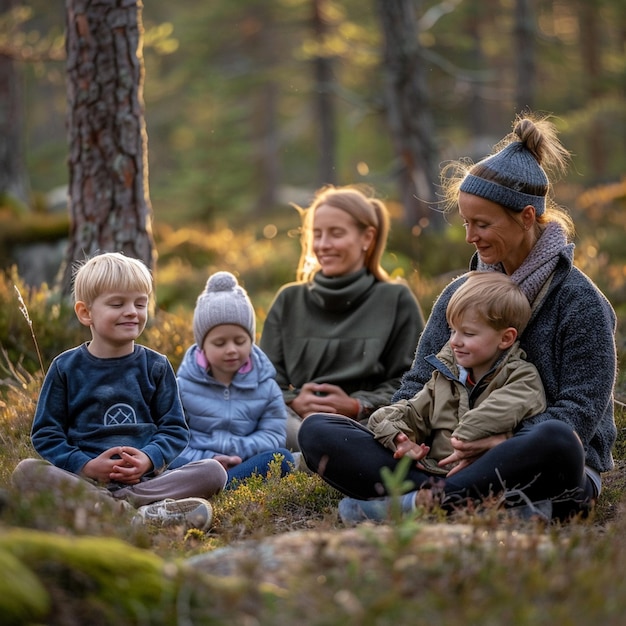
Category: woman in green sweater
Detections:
[{"x1": 260, "y1": 185, "x2": 425, "y2": 450}]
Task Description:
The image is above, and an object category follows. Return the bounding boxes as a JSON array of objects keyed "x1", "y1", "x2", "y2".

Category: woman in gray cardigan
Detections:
[{"x1": 299, "y1": 114, "x2": 617, "y2": 522}]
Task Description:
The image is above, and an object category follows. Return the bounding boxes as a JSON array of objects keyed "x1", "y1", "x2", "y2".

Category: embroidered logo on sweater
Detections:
[{"x1": 104, "y1": 403, "x2": 137, "y2": 425}]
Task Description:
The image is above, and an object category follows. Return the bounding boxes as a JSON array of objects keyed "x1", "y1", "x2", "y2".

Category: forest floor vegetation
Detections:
[{"x1": 2, "y1": 246, "x2": 626, "y2": 624}]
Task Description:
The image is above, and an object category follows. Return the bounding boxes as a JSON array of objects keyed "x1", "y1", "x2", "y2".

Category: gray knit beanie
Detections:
[
  {"x1": 193, "y1": 271, "x2": 256, "y2": 346},
  {"x1": 459, "y1": 141, "x2": 548, "y2": 215}
]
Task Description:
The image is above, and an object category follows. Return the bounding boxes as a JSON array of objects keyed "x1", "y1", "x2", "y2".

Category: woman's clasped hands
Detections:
[{"x1": 291, "y1": 382, "x2": 360, "y2": 420}]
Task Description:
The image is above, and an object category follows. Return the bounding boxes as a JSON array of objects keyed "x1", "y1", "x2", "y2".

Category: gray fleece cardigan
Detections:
[{"x1": 393, "y1": 247, "x2": 617, "y2": 474}]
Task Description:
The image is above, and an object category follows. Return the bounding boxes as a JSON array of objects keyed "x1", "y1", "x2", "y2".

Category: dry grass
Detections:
[
  {"x1": 1, "y1": 360, "x2": 626, "y2": 625},
  {"x1": 2, "y1": 218, "x2": 626, "y2": 623}
]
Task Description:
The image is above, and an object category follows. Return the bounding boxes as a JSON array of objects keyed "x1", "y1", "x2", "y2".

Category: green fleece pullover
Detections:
[{"x1": 260, "y1": 269, "x2": 424, "y2": 423}]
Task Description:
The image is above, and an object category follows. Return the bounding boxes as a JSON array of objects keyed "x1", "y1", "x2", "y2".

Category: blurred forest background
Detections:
[{"x1": 0, "y1": 0, "x2": 625, "y2": 376}]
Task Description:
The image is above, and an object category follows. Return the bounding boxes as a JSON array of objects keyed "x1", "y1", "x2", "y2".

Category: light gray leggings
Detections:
[{"x1": 12, "y1": 457, "x2": 227, "y2": 510}]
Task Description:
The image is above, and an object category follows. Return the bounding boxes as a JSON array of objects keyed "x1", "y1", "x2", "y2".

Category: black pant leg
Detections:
[
  {"x1": 444, "y1": 420, "x2": 588, "y2": 513},
  {"x1": 298, "y1": 413, "x2": 435, "y2": 499}
]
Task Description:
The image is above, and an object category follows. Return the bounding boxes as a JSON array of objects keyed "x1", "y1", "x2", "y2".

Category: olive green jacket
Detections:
[{"x1": 368, "y1": 341, "x2": 546, "y2": 475}]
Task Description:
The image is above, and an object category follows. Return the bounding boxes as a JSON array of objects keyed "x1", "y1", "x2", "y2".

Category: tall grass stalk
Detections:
[{"x1": 14, "y1": 284, "x2": 46, "y2": 375}]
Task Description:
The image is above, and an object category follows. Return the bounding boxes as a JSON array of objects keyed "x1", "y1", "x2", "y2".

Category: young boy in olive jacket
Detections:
[{"x1": 368, "y1": 271, "x2": 546, "y2": 476}]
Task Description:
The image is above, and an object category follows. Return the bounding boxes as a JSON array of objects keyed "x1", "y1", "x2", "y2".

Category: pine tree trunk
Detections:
[
  {"x1": 578, "y1": 0, "x2": 606, "y2": 181},
  {"x1": 61, "y1": 0, "x2": 155, "y2": 294},
  {"x1": 375, "y1": 0, "x2": 442, "y2": 230},
  {"x1": 0, "y1": 0, "x2": 30, "y2": 207},
  {"x1": 312, "y1": 0, "x2": 337, "y2": 186},
  {"x1": 514, "y1": 0, "x2": 536, "y2": 112}
]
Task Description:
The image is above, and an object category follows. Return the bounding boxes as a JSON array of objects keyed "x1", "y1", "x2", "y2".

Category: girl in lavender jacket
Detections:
[{"x1": 171, "y1": 272, "x2": 294, "y2": 485}]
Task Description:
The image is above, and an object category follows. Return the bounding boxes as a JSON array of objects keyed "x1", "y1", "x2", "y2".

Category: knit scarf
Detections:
[{"x1": 476, "y1": 222, "x2": 571, "y2": 305}]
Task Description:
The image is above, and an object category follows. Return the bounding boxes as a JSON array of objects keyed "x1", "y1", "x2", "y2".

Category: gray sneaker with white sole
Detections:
[{"x1": 134, "y1": 497, "x2": 214, "y2": 531}]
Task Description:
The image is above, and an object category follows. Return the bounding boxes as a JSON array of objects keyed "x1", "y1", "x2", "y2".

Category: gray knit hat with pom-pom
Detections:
[
  {"x1": 193, "y1": 271, "x2": 256, "y2": 346},
  {"x1": 459, "y1": 141, "x2": 549, "y2": 215}
]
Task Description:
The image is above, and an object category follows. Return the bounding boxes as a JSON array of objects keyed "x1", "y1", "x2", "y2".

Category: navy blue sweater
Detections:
[{"x1": 31, "y1": 343, "x2": 189, "y2": 477}]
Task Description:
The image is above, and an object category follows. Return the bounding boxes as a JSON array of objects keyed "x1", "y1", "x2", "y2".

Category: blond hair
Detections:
[
  {"x1": 447, "y1": 271, "x2": 531, "y2": 334},
  {"x1": 72, "y1": 252, "x2": 153, "y2": 305},
  {"x1": 294, "y1": 184, "x2": 391, "y2": 283}
]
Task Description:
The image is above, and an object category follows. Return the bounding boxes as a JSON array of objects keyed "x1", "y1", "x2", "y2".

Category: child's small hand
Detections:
[
  {"x1": 213, "y1": 455, "x2": 243, "y2": 470},
  {"x1": 110, "y1": 447, "x2": 153, "y2": 484},
  {"x1": 81, "y1": 449, "x2": 121, "y2": 483},
  {"x1": 393, "y1": 432, "x2": 429, "y2": 462},
  {"x1": 81, "y1": 446, "x2": 151, "y2": 484}
]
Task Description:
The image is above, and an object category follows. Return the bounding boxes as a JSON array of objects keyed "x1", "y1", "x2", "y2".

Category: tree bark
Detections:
[
  {"x1": 578, "y1": 0, "x2": 606, "y2": 181},
  {"x1": 253, "y1": 81, "x2": 281, "y2": 214},
  {"x1": 248, "y1": 4, "x2": 281, "y2": 215},
  {"x1": 312, "y1": 0, "x2": 337, "y2": 186},
  {"x1": 514, "y1": 0, "x2": 536, "y2": 112},
  {"x1": 0, "y1": 0, "x2": 30, "y2": 206},
  {"x1": 375, "y1": 0, "x2": 442, "y2": 230},
  {"x1": 465, "y1": 6, "x2": 488, "y2": 137},
  {"x1": 61, "y1": 0, "x2": 155, "y2": 294}
]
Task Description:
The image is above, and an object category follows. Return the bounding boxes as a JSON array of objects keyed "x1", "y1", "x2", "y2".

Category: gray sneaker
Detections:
[
  {"x1": 338, "y1": 492, "x2": 419, "y2": 525},
  {"x1": 134, "y1": 498, "x2": 213, "y2": 531},
  {"x1": 338, "y1": 497, "x2": 390, "y2": 525}
]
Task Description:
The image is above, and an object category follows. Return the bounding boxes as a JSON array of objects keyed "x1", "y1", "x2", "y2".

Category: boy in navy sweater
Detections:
[{"x1": 12, "y1": 252, "x2": 227, "y2": 530}]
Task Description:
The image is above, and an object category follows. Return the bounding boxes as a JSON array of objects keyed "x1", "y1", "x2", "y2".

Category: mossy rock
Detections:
[
  {"x1": 0, "y1": 528, "x2": 270, "y2": 625},
  {"x1": 0, "y1": 529, "x2": 189, "y2": 625},
  {"x1": 0, "y1": 545, "x2": 49, "y2": 626}
]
